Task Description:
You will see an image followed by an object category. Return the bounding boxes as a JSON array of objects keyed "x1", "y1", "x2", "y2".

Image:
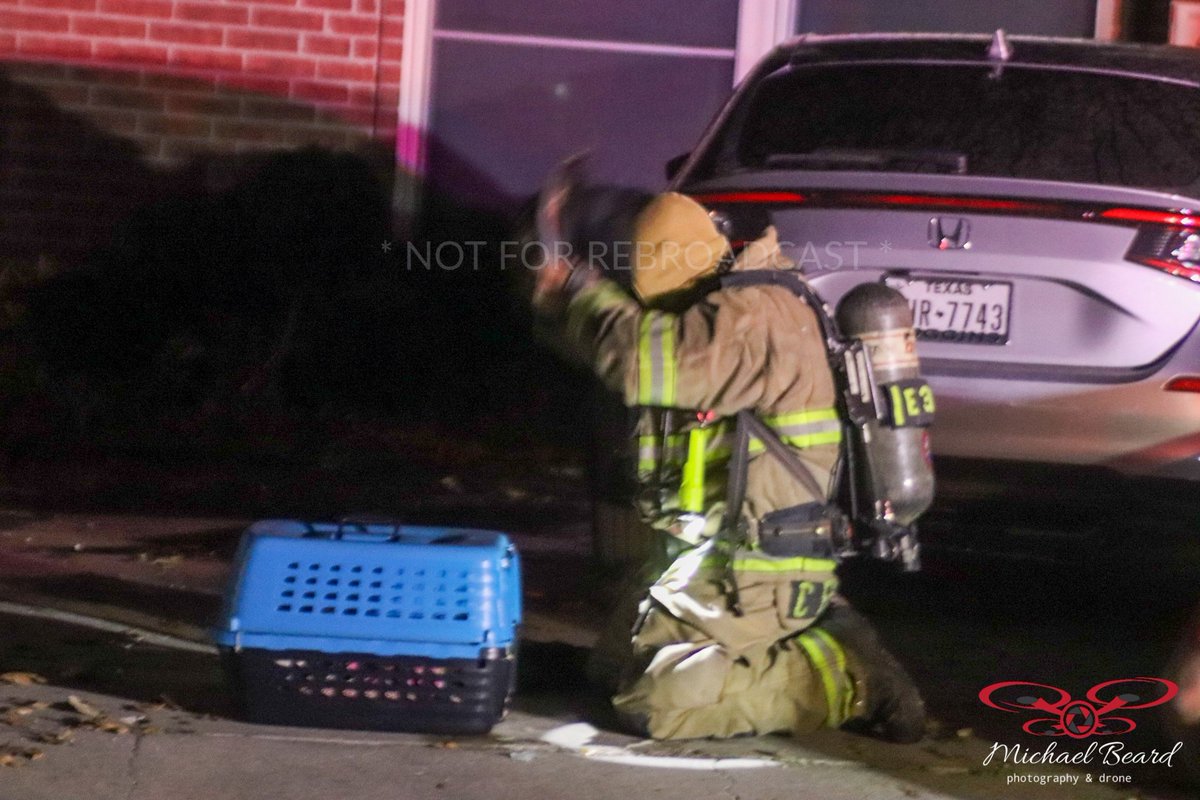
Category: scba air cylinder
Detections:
[{"x1": 835, "y1": 283, "x2": 935, "y2": 528}]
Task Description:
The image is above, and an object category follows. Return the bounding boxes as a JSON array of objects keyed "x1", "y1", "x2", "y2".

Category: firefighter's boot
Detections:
[{"x1": 817, "y1": 604, "x2": 926, "y2": 743}]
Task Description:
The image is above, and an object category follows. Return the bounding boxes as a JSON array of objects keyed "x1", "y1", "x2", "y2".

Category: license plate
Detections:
[{"x1": 883, "y1": 276, "x2": 1012, "y2": 345}]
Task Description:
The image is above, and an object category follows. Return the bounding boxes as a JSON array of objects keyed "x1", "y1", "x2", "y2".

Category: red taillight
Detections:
[
  {"x1": 1101, "y1": 208, "x2": 1200, "y2": 228},
  {"x1": 690, "y1": 191, "x2": 806, "y2": 205},
  {"x1": 838, "y1": 193, "x2": 1061, "y2": 214},
  {"x1": 1096, "y1": 207, "x2": 1200, "y2": 283},
  {"x1": 1133, "y1": 255, "x2": 1200, "y2": 282},
  {"x1": 690, "y1": 191, "x2": 1200, "y2": 283},
  {"x1": 1166, "y1": 376, "x2": 1200, "y2": 392}
]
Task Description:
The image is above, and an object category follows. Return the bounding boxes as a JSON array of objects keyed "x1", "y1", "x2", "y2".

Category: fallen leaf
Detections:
[
  {"x1": 0, "y1": 746, "x2": 42, "y2": 767},
  {"x1": 66, "y1": 696, "x2": 102, "y2": 719},
  {"x1": 96, "y1": 720, "x2": 130, "y2": 735},
  {"x1": 0, "y1": 672, "x2": 46, "y2": 686},
  {"x1": 32, "y1": 728, "x2": 74, "y2": 745},
  {"x1": 147, "y1": 695, "x2": 180, "y2": 711}
]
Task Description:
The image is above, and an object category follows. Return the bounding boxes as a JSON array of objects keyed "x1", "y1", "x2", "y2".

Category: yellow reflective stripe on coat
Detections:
[
  {"x1": 763, "y1": 408, "x2": 839, "y2": 427},
  {"x1": 699, "y1": 554, "x2": 837, "y2": 574},
  {"x1": 637, "y1": 312, "x2": 677, "y2": 406},
  {"x1": 636, "y1": 433, "x2": 688, "y2": 474},
  {"x1": 694, "y1": 407, "x2": 843, "y2": 464},
  {"x1": 730, "y1": 554, "x2": 838, "y2": 574},
  {"x1": 760, "y1": 407, "x2": 843, "y2": 449},
  {"x1": 796, "y1": 628, "x2": 855, "y2": 726},
  {"x1": 678, "y1": 428, "x2": 708, "y2": 513}
]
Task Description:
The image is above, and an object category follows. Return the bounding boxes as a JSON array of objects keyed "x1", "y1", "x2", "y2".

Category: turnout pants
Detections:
[{"x1": 591, "y1": 530, "x2": 859, "y2": 740}]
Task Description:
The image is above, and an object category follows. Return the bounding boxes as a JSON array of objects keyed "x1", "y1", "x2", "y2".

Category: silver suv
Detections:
[{"x1": 673, "y1": 33, "x2": 1200, "y2": 484}]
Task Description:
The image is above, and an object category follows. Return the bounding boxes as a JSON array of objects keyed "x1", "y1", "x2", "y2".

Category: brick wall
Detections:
[{"x1": 0, "y1": 0, "x2": 405, "y2": 261}]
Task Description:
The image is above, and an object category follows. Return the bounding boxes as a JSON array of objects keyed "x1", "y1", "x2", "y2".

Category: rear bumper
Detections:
[{"x1": 925, "y1": 321, "x2": 1200, "y2": 481}]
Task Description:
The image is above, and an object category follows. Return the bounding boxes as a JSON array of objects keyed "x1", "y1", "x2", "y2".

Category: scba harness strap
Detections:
[{"x1": 713, "y1": 269, "x2": 856, "y2": 617}]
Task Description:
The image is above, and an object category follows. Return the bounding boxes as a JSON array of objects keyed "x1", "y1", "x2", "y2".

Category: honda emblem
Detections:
[{"x1": 928, "y1": 217, "x2": 971, "y2": 250}]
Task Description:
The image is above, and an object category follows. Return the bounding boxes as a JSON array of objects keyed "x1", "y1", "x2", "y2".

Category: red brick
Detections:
[
  {"x1": 226, "y1": 29, "x2": 299, "y2": 51},
  {"x1": 165, "y1": 92, "x2": 242, "y2": 116},
  {"x1": 356, "y1": 0, "x2": 377, "y2": 12},
  {"x1": 170, "y1": 47, "x2": 243, "y2": 71},
  {"x1": 327, "y1": 13, "x2": 374, "y2": 35},
  {"x1": 138, "y1": 112, "x2": 213, "y2": 138},
  {"x1": 331, "y1": 103, "x2": 374, "y2": 128},
  {"x1": 142, "y1": 71, "x2": 215, "y2": 92},
  {"x1": 302, "y1": 0, "x2": 352, "y2": 8},
  {"x1": 213, "y1": 119, "x2": 292, "y2": 142},
  {"x1": 380, "y1": 40, "x2": 402, "y2": 60},
  {"x1": 351, "y1": 37, "x2": 375, "y2": 58},
  {"x1": 97, "y1": 0, "x2": 172, "y2": 18},
  {"x1": 22, "y1": 0, "x2": 97, "y2": 10},
  {"x1": 376, "y1": 83, "x2": 398, "y2": 105},
  {"x1": 70, "y1": 15, "x2": 146, "y2": 37},
  {"x1": 381, "y1": 0, "x2": 402, "y2": 16},
  {"x1": 160, "y1": 139, "x2": 215, "y2": 162},
  {"x1": 0, "y1": 9, "x2": 70, "y2": 33},
  {"x1": 16, "y1": 35, "x2": 92, "y2": 59},
  {"x1": 93, "y1": 40, "x2": 169, "y2": 63},
  {"x1": 250, "y1": 7, "x2": 325, "y2": 31},
  {"x1": 89, "y1": 85, "x2": 165, "y2": 110},
  {"x1": 344, "y1": 84, "x2": 370, "y2": 103},
  {"x1": 283, "y1": 126, "x2": 354, "y2": 148},
  {"x1": 244, "y1": 53, "x2": 315, "y2": 77},
  {"x1": 8, "y1": 61, "x2": 70, "y2": 80},
  {"x1": 377, "y1": 62, "x2": 399, "y2": 83},
  {"x1": 175, "y1": 2, "x2": 248, "y2": 24},
  {"x1": 217, "y1": 73, "x2": 290, "y2": 95},
  {"x1": 380, "y1": 20, "x2": 403, "y2": 42},
  {"x1": 303, "y1": 33, "x2": 350, "y2": 56},
  {"x1": 28, "y1": 80, "x2": 91, "y2": 105},
  {"x1": 58, "y1": 64, "x2": 140, "y2": 87},
  {"x1": 0, "y1": 33, "x2": 16, "y2": 52},
  {"x1": 290, "y1": 79, "x2": 348, "y2": 103},
  {"x1": 149, "y1": 22, "x2": 224, "y2": 46},
  {"x1": 242, "y1": 97, "x2": 317, "y2": 121},
  {"x1": 316, "y1": 59, "x2": 374, "y2": 81}
]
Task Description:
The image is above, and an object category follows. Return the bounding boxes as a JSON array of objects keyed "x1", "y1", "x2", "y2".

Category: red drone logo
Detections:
[{"x1": 979, "y1": 678, "x2": 1178, "y2": 738}]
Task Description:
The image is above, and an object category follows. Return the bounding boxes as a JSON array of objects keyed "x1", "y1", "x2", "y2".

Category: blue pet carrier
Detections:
[{"x1": 212, "y1": 520, "x2": 521, "y2": 734}]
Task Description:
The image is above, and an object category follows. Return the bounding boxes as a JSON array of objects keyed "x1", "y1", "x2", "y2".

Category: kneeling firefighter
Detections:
[{"x1": 532, "y1": 171, "x2": 929, "y2": 742}]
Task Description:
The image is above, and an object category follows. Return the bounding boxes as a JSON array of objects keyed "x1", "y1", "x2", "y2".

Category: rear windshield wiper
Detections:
[{"x1": 764, "y1": 147, "x2": 969, "y2": 175}]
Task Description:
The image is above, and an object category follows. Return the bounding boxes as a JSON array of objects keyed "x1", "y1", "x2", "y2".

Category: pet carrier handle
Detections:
[{"x1": 329, "y1": 516, "x2": 405, "y2": 542}]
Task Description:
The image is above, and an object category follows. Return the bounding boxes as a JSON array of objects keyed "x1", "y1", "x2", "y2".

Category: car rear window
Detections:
[{"x1": 693, "y1": 63, "x2": 1200, "y2": 192}]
